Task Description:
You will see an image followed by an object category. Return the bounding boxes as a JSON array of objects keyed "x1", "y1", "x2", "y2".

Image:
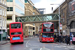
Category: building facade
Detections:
[
  {"x1": 53, "y1": 0, "x2": 75, "y2": 35},
  {"x1": 25, "y1": 0, "x2": 40, "y2": 16},
  {"x1": 0, "y1": 0, "x2": 7, "y2": 41},
  {"x1": 6, "y1": 0, "x2": 25, "y2": 35},
  {"x1": 7, "y1": 0, "x2": 25, "y2": 25},
  {"x1": 23, "y1": 24, "x2": 36, "y2": 37},
  {"x1": 23, "y1": 0, "x2": 41, "y2": 37}
]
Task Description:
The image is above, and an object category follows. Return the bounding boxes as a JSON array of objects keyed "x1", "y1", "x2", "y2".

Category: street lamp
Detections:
[{"x1": 50, "y1": 4, "x2": 60, "y2": 35}]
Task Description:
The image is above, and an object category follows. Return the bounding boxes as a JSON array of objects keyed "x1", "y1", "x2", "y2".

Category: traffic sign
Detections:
[
  {"x1": 60, "y1": 23, "x2": 62, "y2": 30},
  {"x1": 0, "y1": 31, "x2": 3, "y2": 34},
  {"x1": 5, "y1": 29, "x2": 7, "y2": 32}
]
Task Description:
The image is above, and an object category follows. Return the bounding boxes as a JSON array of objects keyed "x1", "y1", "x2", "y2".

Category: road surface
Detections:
[{"x1": 0, "y1": 37, "x2": 75, "y2": 50}]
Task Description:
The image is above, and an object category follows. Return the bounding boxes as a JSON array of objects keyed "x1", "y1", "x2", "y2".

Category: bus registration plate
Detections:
[
  {"x1": 47, "y1": 41, "x2": 50, "y2": 42},
  {"x1": 13, "y1": 37, "x2": 20, "y2": 40}
]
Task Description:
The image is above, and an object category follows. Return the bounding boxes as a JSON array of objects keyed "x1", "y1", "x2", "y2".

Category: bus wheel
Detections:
[
  {"x1": 21, "y1": 42, "x2": 24, "y2": 44},
  {"x1": 40, "y1": 41, "x2": 42, "y2": 43},
  {"x1": 11, "y1": 43, "x2": 13, "y2": 45},
  {"x1": 40, "y1": 40, "x2": 41, "y2": 42}
]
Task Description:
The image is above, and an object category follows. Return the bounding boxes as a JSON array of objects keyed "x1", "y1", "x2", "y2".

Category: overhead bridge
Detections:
[
  {"x1": 16, "y1": 14, "x2": 59, "y2": 36},
  {"x1": 16, "y1": 14, "x2": 59, "y2": 23}
]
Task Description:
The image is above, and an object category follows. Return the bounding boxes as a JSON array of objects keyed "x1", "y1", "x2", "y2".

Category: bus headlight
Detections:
[{"x1": 43, "y1": 39, "x2": 45, "y2": 40}]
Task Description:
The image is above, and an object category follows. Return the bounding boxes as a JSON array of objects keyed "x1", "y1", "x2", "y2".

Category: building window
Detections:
[
  {"x1": 33, "y1": 12, "x2": 35, "y2": 15},
  {"x1": 10, "y1": 7, "x2": 13, "y2": 11},
  {"x1": 7, "y1": 7, "x2": 9, "y2": 11},
  {"x1": 7, "y1": 16, "x2": 12, "y2": 20},
  {"x1": 7, "y1": 7, "x2": 13, "y2": 11},
  {"x1": 15, "y1": 7, "x2": 24, "y2": 15},
  {"x1": 25, "y1": 0, "x2": 28, "y2": 3},
  {"x1": 10, "y1": 0, "x2": 13, "y2": 2},
  {"x1": 7, "y1": 0, "x2": 9, "y2": 2},
  {"x1": 70, "y1": 21, "x2": 75, "y2": 29},
  {"x1": 7, "y1": 0, "x2": 13, "y2": 2},
  {"x1": 33, "y1": 27, "x2": 35, "y2": 30}
]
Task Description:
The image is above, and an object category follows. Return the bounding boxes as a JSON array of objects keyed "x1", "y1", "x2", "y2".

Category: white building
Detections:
[
  {"x1": 7, "y1": 0, "x2": 25, "y2": 26},
  {"x1": 0, "y1": 0, "x2": 7, "y2": 41}
]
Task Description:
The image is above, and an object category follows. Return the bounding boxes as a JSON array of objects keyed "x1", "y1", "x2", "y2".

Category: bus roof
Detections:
[
  {"x1": 42, "y1": 22, "x2": 53, "y2": 24},
  {"x1": 10, "y1": 22, "x2": 22, "y2": 24}
]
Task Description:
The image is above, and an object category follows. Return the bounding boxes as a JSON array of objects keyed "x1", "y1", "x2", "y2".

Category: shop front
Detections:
[{"x1": 0, "y1": 29, "x2": 7, "y2": 41}]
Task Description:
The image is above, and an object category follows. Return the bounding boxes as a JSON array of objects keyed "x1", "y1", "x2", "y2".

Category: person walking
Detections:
[
  {"x1": 65, "y1": 35, "x2": 67, "y2": 43},
  {"x1": 66, "y1": 35, "x2": 70, "y2": 45},
  {"x1": 54, "y1": 33, "x2": 56, "y2": 42},
  {"x1": 70, "y1": 34, "x2": 74, "y2": 45},
  {"x1": 70, "y1": 36, "x2": 72, "y2": 45},
  {"x1": 59, "y1": 34, "x2": 61, "y2": 43}
]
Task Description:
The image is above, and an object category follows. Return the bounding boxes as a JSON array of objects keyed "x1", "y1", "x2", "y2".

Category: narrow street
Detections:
[{"x1": 0, "y1": 37, "x2": 75, "y2": 50}]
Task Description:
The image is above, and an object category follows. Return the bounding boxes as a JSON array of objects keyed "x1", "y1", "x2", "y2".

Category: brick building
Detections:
[{"x1": 53, "y1": 0, "x2": 75, "y2": 35}]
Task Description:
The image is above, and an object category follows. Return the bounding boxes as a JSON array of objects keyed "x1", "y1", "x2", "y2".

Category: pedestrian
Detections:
[
  {"x1": 61, "y1": 35, "x2": 63, "y2": 43},
  {"x1": 56, "y1": 35, "x2": 58, "y2": 42},
  {"x1": 59, "y1": 34, "x2": 61, "y2": 43},
  {"x1": 70, "y1": 36, "x2": 72, "y2": 45},
  {"x1": 66, "y1": 35, "x2": 70, "y2": 45},
  {"x1": 65, "y1": 35, "x2": 67, "y2": 43},
  {"x1": 70, "y1": 34, "x2": 74, "y2": 45},
  {"x1": 54, "y1": 33, "x2": 56, "y2": 42}
]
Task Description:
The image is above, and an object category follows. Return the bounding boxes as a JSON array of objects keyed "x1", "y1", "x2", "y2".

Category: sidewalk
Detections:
[
  {"x1": 0, "y1": 40, "x2": 9, "y2": 45},
  {"x1": 58, "y1": 42, "x2": 75, "y2": 46}
]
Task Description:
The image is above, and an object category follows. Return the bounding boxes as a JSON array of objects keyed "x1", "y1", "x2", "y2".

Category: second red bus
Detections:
[{"x1": 39, "y1": 22, "x2": 54, "y2": 42}]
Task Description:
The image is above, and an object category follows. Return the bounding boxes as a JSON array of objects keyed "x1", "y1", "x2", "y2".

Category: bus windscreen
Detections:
[
  {"x1": 42, "y1": 33, "x2": 54, "y2": 38},
  {"x1": 43, "y1": 24, "x2": 53, "y2": 28},
  {"x1": 43, "y1": 29, "x2": 53, "y2": 32},
  {"x1": 11, "y1": 32, "x2": 21, "y2": 35},
  {"x1": 11, "y1": 24, "x2": 21, "y2": 29}
]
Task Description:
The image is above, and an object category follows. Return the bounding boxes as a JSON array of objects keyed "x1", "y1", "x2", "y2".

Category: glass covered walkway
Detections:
[{"x1": 16, "y1": 14, "x2": 59, "y2": 22}]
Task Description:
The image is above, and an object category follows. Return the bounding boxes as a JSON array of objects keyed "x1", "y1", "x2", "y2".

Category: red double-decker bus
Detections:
[
  {"x1": 9, "y1": 22, "x2": 24, "y2": 44},
  {"x1": 39, "y1": 22, "x2": 54, "y2": 42}
]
